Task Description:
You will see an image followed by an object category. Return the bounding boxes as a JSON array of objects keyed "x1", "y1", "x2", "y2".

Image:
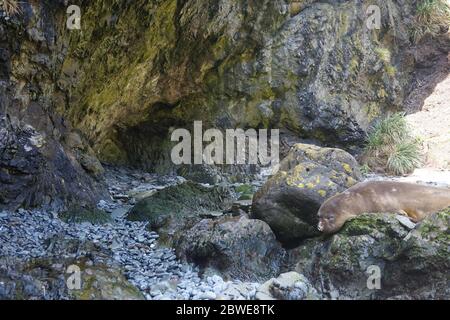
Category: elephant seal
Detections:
[{"x1": 317, "y1": 181, "x2": 450, "y2": 234}]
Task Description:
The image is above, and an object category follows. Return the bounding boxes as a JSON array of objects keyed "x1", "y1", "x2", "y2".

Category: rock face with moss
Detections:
[
  {"x1": 127, "y1": 181, "x2": 234, "y2": 243},
  {"x1": 60, "y1": 205, "x2": 112, "y2": 224},
  {"x1": 0, "y1": 237, "x2": 143, "y2": 300},
  {"x1": 58, "y1": 0, "x2": 422, "y2": 168},
  {"x1": 252, "y1": 143, "x2": 362, "y2": 246},
  {"x1": 287, "y1": 208, "x2": 450, "y2": 299},
  {"x1": 1, "y1": 0, "x2": 448, "y2": 208},
  {"x1": 0, "y1": 2, "x2": 107, "y2": 211}
]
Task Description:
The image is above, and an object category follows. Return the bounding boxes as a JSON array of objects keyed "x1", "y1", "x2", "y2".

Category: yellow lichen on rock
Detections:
[
  {"x1": 342, "y1": 163, "x2": 353, "y2": 174},
  {"x1": 318, "y1": 190, "x2": 327, "y2": 197},
  {"x1": 289, "y1": 1, "x2": 304, "y2": 17}
]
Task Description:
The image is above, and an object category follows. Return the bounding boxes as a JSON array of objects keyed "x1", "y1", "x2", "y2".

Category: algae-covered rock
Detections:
[
  {"x1": 54, "y1": 0, "x2": 429, "y2": 171},
  {"x1": 60, "y1": 205, "x2": 112, "y2": 225},
  {"x1": 287, "y1": 208, "x2": 450, "y2": 299},
  {"x1": 0, "y1": 237, "x2": 143, "y2": 300},
  {"x1": 69, "y1": 262, "x2": 144, "y2": 300},
  {"x1": 0, "y1": 6, "x2": 108, "y2": 211},
  {"x1": 235, "y1": 184, "x2": 256, "y2": 201},
  {"x1": 176, "y1": 215, "x2": 286, "y2": 282},
  {"x1": 252, "y1": 143, "x2": 361, "y2": 246},
  {"x1": 127, "y1": 181, "x2": 234, "y2": 243}
]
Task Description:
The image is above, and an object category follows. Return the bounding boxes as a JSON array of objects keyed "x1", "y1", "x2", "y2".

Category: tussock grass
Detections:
[
  {"x1": 411, "y1": 0, "x2": 450, "y2": 43},
  {"x1": 361, "y1": 113, "x2": 422, "y2": 176},
  {"x1": 386, "y1": 142, "x2": 423, "y2": 176},
  {"x1": 1, "y1": 0, "x2": 22, "y2": 16}
]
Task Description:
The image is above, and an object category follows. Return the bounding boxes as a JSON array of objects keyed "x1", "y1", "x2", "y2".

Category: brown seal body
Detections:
[{"x1": 317, "y1": 181, "x2": 450, "y2": 234}]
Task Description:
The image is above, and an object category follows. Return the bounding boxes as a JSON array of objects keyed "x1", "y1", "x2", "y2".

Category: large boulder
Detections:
[
  {"x1": 175, "y1": 215, "x2": 286, "y2": 282},
  {"x1": 252, "y1": 143, "x2": 362, "y2": 246},
  {"x1": 287, "y1": 208, "x2": 450, "y2": 300},
  {"x1": 127, "y1": 181, "x2": 234, "y2": 244}
]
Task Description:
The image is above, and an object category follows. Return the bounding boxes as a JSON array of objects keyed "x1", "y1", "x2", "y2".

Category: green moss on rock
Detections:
[
  {"x1": 288, "y1": 208, "x2": 450, "y2": 299},
  {"x1": 60, "y1": 205, "x2": 112, "y2": 224}
]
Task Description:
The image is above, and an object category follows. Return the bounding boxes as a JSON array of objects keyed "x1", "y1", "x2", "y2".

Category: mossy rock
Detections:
[
  {"x1": 288, "y1": 208, "x2": 450, "y2": 299},
  {"x1": 127, "y1": 181, "x2": 234, "y2": 244},
  {"x1": 60, "y1": 205, "x2": 112, "y2": 224},
  {"x1": 235, "y1": 184, "x2": 255, "y2": 201},
  {"x1": 69, "y1": 264, "x2": 144, "y2": 300},
  {"x1": 128, "y1": 181, "x2": 232, "y2": 223},
  {"x1": 252, "y1": 143, "x2": 362, "y2": 246},
  {"x1": 0, "y1": 237, "x2": 143, "y2": 300}
]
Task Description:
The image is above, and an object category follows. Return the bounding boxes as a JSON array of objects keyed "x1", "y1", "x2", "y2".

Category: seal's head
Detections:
[{"x1": 317, "y1": 193, "x2": 353, "y2": 234}]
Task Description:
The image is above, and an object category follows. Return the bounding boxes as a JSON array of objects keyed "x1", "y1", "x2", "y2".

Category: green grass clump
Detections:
[
  {"x1": 411, "y1": 0, "x2": 450, "y2": 43},
  {"x1": 362, "y1": 113, "x2": 422, "y2": 176}
]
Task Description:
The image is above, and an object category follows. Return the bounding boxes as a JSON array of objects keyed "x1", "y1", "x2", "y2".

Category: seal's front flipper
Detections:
[
  {"x1": 398, "y1": 209, "x2": 420, "y2": 222},
  {"x1": 396, "y1": 210, "x2": 409, "y2": 217}
]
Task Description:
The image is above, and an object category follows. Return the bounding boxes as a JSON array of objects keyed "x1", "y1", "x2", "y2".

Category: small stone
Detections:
[
  {"x1": 231, "y1": 200, "x2": 252, "y2": 214},
  {"x1": 111, "y1": 207, "x2": 130, "y2": 220},
  {"x1": 396, "y1": 215, "x2": 416, "y2": 230},
  {"x1": 199, "y1": 291, "x2": 217, "y2": 300},
  {"x1": 98, "y1": 200, "x2": 108, "y2": 207},
  {"x1": 109, "y1": 240, "x2": 122, "y2": 250},
  {"x1": 200, "y1": 211, "x2": 223, "y2": 218}
]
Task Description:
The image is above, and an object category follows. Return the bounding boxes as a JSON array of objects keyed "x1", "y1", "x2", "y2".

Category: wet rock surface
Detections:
[
  {"x1": 51, "y1": 0, "x2": 442, "y2": 169},
  {"x1": 1, "y1": 0, "x2": 442, "y2": 177}
]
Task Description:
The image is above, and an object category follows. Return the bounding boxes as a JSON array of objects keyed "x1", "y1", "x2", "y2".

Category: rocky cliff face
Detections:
[
  {"x1": 59, "y1": 0, "x2": 420, "y2": 168},
  {"x1": 0, "y1": 0, "x2": 448, "y2": 209},
  {"x1": 0, "y1": 1, "x2": 106, "y2": 211}
]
